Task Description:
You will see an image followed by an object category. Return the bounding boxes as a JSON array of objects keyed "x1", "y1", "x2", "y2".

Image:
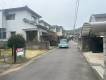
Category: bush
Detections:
[
  {"x1": 7, "y1": 34, "x2": 26, "y2": 48},
  {"x1": 7, "y1": 34, "x2": 26, "y2": 63}
]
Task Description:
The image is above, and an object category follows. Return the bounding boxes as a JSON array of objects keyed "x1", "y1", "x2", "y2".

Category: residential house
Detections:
[
  {"x1": 38, "y1": 20, "x2": 58, "y2": 46},
  {"x1": 0, "y1": 6, "x2": 42, "y2": 42},
  {"x1": 0, "y1": 6, "x2": 52, "y2": 49},
  {"x1": 50, "y1": 25, "x2": 65, "y2": 42}
]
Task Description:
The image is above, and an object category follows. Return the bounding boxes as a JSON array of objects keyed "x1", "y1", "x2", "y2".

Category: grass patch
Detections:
[
  {"x1": 25, "y1": 49, "x2": 47, "y2": 59},
  {"x1": 0, "y1": 49, "x2": 12, "y2": 57},
  {"x1": 0, "y1": 49, "x2": 48, "y2": 64}
]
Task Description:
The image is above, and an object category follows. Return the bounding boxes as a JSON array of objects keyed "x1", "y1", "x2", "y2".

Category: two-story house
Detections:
[
  {"x1": 0, "y1": 6, "x2": 47, "y2": 45},
  {"x1": 50, "y1": 25, "x2": 64, "y2": 36},
  {"x1": 49, "y1": 25, "x2": 65, "y2": 42},
  {"x1": 37, "y1": 20, "x2": 58, "y2": 46}
]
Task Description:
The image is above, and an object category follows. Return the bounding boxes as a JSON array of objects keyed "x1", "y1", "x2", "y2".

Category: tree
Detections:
[{"x1": 7, "y1": 34, "x2": 26, "y2": 63}]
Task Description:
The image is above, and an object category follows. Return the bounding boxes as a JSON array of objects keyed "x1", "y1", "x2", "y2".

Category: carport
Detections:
[
  {"x1": 90, "y1": 21, "x2": 106, "y2": 54},
  {"x1": 81, "y1": 22, "x2": 106, "y2": 52}
]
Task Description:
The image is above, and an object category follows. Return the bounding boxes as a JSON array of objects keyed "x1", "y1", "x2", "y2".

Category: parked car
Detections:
[{"x1": 58, "y1": 39, "x2": 69, "y2": 48}]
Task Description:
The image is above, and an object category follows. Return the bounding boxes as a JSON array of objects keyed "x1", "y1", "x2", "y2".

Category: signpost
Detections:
[
  {"x1": 16, "y1": 48, "x2": 25, "y2": 61},
  {"x1": 16, "y1": 48, "x2": 24, "y2": 56}
]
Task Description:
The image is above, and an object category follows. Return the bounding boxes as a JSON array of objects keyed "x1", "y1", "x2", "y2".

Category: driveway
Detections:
[{"x1": 0, "y1": 41, "x2": 99, "y2": 80}]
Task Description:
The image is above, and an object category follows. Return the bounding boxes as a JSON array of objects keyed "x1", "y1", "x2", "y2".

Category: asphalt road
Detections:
[{"x1": 0, "y1": 41, "x2": 99, "y2": 80}]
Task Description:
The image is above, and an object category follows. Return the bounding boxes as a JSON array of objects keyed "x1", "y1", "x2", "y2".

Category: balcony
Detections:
[{"x1": 23, "y1": 18, "x2": 38, "y2": 25}]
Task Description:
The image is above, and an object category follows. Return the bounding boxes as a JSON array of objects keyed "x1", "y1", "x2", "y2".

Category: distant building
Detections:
[
  {"x1": 50, "y1": 25, "x2": 65, "y2": 42},
  {"x1": 64, "y1": 30, "x2": 73, "y2": 39},
  {"x1": 49, "y1": 25, "x2": 65, "y2": 42},
  {"x1": 50, "y1": 25, "x2": 64, "y2": 37}
]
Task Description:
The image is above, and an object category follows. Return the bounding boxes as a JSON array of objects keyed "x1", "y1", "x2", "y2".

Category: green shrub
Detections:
[
  {"x1": 7, "y1": 34, "x2": 26, "y2": 63},
  {"x1": 7, "y1": 34, "x2": 26, "y2": 48}
]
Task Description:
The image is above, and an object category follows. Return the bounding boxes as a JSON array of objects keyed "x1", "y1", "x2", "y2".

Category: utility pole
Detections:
[{"x1": 73, "y1": 0, "x2": 80, "y2": 38}]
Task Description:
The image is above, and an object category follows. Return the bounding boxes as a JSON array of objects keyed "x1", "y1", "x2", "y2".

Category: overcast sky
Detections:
[{"x1": 0, "y1": 0, "x2": 106, "y2": 30}]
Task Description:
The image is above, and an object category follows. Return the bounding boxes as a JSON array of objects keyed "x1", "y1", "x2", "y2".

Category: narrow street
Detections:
[{"x1": 0, "y1": 41, "x2": 99, "y2": 80}]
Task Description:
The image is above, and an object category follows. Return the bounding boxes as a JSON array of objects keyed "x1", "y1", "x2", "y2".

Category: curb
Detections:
[
  {"x1": 0, "y1": 48, "x2": 57, "y2": 77},
  {"x1": 91, "y1": 66, "x2": 104, "y2": 80},
  {"x1": 77, "y1": 43, "x2": 104, "y2": 80},
  {"x1": 81, "y1": 52, "x2": 103, "y2": 80}
]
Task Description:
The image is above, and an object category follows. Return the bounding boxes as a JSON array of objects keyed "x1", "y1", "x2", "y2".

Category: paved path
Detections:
[{"x1": 0, "y1": 41, "x2": 99, "y2": 80}]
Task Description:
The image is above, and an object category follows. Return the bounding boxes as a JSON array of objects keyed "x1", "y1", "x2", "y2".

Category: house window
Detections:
[
  {"x1": 11, "y1": 31, "x2": 16, "y2": 36},
  {"x1": 0, "y1": 28, "x2": 6, "y2": 39},
  {"x1": 6, "y1": 14, "x2": 15, "y2": 20}
]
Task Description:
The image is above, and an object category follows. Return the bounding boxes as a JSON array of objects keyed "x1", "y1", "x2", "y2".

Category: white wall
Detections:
[
  {"x1": 0, "y1": 11, "x2": 2, "y2": 28},
  {"x1": 0, "y1": 11, "x2": 7, "y2": 41},
  {"x1": 5, "y1": 10, "x2": 38, "y2": 40}
]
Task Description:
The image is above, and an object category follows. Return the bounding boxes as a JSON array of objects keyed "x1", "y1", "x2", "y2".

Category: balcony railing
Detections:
[{"x1": 23, "y1": 18, "x2": 38, "y2": 25}]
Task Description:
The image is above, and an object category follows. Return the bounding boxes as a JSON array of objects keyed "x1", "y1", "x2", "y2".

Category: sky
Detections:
[{"x1": 0, "y1": 0, "x2": 106, "y2": 30}]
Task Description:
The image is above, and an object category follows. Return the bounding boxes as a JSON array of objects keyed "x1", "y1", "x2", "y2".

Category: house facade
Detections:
[
  {"x1": 50, "y1": 25, "x2": 64, "y2": 37},
  {"x1": 0, "y1": 6, "x2": 44, "y2": 44},
  {"x1": 49, "y1": 25, "x2": 65, "y2": 42},
  {"x1": 38, "y1": 20, "x2": 59, "y2": 46}
]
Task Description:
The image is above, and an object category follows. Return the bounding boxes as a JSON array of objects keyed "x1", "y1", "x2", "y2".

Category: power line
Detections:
[{"x1": 73, "y1": 0, "x2": 80, "y2": 35}]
